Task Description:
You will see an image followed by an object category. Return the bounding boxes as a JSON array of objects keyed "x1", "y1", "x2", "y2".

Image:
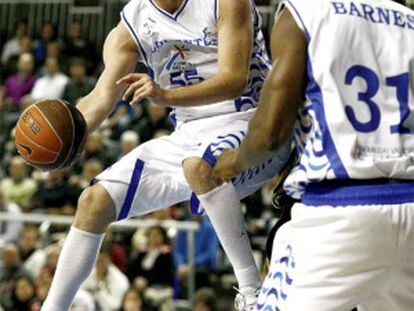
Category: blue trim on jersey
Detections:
[
  {"x1": 190, "y1": 193, "x2": 202, "y2": 215},
  {"x1": 121, "y1": 11, "x2": 155, "y2": 79},
  {"x1": 285, "y1": 0, "x2": 348, "y2": 179},
  {"x1": 214, "y1": 0, "x2": 218, "y2": 21},
  {"x1": 148, "y1": 0, "x2": 189, "y2": 21},
  {"x1": 302, "y1": 180, "x2": 414, "y2": 206},
  {"x1": 117, "y1": 159, "x2": 145, "y2": 221},
  {"x1": 202, "y1": 146, "x2": 218, "y2": 167},
  {"x1": 285, "y1": 0, "x2": 311, "y2": 40}
]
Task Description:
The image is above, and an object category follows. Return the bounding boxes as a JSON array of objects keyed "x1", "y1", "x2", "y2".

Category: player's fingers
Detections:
[
  {"x1": 130, "y1": 88, "x2": 151, "y2": 106},
  {"x1": 122, "y1": 80, "x2": 147, "y2": 101},
  {"x1": 116, "y1": 73, "x2": 148, "y2": 85}
]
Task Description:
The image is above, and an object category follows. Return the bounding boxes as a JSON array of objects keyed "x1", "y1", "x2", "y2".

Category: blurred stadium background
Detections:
[{"x1": 1, "y1": 0, "x2": 413, "y2": 310}]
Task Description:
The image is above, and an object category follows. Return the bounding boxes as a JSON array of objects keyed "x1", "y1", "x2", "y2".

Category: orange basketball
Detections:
[{"x1": 14, "y1": 99, "x2": 87, "y2": 171}]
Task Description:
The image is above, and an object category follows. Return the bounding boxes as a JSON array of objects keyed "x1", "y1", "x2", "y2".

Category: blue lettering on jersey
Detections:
[
  {"x1": 331, "y1": 1, "x2": 414, "y2": 30},
  {"x1": 151, "y1": 27, "x2": 218, "y2": 54}
]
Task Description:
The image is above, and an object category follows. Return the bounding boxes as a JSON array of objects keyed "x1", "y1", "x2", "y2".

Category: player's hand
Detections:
[
  {"x1": 117, "y1": 73, "x2": 166, "y2": 106},
  {"x1": 214, "y1": 149, "x2": 242, "y2": 180}
]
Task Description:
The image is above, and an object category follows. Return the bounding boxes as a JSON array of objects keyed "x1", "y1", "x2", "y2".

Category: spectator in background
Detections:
[
  {"x1": 0, "y1": 244, "x2": 30, "y2": 310},
  {"x1": 17, "y1": 226, "x2": 40, "y2": 262},
  {"x1": 120, "y1": 288, "x2": 144, "y2": 311},
  {"x1": 174, "y1": 216, "x2": 219, "y2": 290},
  {"x1": 63, "y1": 58, "x2": 94, "y2": 105},
  {"x1": 81, "y1": 250, "x2": 129, "y2": 311},
  {"x1": 10, "y1": 275, "x2": 36, "y2": 311},
  {"x1": 29, "y1": 57, "x2": 68, "y2": 101},
  {"x1": 1, "y1": 20, "x2": 28, "y2": 64},
  {"x1": 120, "y1": 131, "x2": 140, "y2": 157},
  {"x1": 2, "y1": 36, "x2": 34, "y2": 80},
  {"x1": 0, "y1": 156, "x2": 37, "y2": 210},
  {"x1": 194, "y1": 287, "x2": 217, "y2": 311},
  {"x1": 80, "y1": 131, "x2": 118, "y2": 168},
  {"x1": 0, "y1": 189, "x2": 23, "y2": 247},
  {"x1": 64, "y1": 21, "x2": 96, "y2": 71},
  {"x1": 31, "y1": 170, "x2": 81, "y2": 215},
  {"x1": 4, "y1": 53, "x2": 36, "y2": 110},
  {"x1": 69, "y1": 158, "x2": 103, "y2": 190},
  {"x1": 126, "y1": 226, "x2": 173, "y2": 311},
  {"x1": 135, "y1": 102, "x2": 173, "y2": 143},
  {"x1": 33, "y1": 22, "x2": 58, "y2": 65}
]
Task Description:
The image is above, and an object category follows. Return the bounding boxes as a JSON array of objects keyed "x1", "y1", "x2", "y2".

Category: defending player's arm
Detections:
[
  {"x1": 214, "y1": 9, "x2": 307, "y2": 178},
  {"x1": 76, "y1": 22, "x2": 139, "y2": 133},
  {"x1": 117, "y1": 0, "x2": 253, "y2": 107}
]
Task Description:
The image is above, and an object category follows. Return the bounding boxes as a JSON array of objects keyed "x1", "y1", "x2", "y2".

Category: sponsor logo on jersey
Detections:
[{"x1": 166, "y1": 45, "x2": 193, "y2": 70}]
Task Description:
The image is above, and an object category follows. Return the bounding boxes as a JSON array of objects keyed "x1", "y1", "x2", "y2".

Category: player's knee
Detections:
[
  {"x1": 183, "y1": 157, "x2": 222, "y2": 194},
  {"x1": 74, "y1": 184, "x2": 116, "y2": 233}
]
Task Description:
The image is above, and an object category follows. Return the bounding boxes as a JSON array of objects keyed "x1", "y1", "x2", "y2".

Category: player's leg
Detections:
[
  {"x1": 183, "y1": 157, "x2": 262, "y2": 301},
  {"x1": 258, "y1": 203, "x2": 398, "y2": 311},
  {"x1": 42, "y1": 134, "x2": 191, "y2": 311},
  {"x1": 42, "y1": 184, "x2": 115, "y2": 311}
]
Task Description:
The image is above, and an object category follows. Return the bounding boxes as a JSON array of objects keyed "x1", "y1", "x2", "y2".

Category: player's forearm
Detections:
[
  {"x1": 76, "y1": 91, "x2": 116, "y2": 133},
  {"x1": 163, "y1": 72, "x2": 247, "y2": 107},
  {"x1": 235, "y1": 77, "x2": 298, "y2": 171}
]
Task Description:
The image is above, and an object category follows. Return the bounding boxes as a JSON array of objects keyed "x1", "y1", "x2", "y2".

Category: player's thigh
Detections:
[
  {"x1": 259, "y1": 203, "x2": 396, "y2": 311},
  {"x1": 94, "y1": 134, "x2": 192, "y2": 221}
]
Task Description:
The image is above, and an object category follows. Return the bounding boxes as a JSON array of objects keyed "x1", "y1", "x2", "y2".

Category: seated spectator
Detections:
[
  {"x1": 10, "y1": 275, "x2": 36, "y2": 311},
  {"x1": 4, "y1": 53, "x2": 36, "y2": 110},
  {"x1": 17, "y1": 226, "x2": 40, "y2": 262},
  {"x1": 0, "y1": 244, "x2": 27, "y2": 304},
  {"x1": 81, "y1": 250, "x2": 129, "y2": 311},
  {"x1": 1, "y1": 20, "x2": 28, "y2": 64},
  {"x1": 126, "y1": 226, "x2": 174, "y2": 311},
  {"x1": 194, "y1": 287, "x2": 217, "y2": 311},
  {"x1": 31, "y1": 170, "x2": 81, "y2": 215},
  {"x1": 0, "y1": 156, "x2": 37, "y2": 210},
  {"x1": 33, "y1": 22, "x2": 58, "y2": 65},
  {"x1": 2, "y1": 36, "x2": 33, "y2": 81},
  {"x1": 64, "y1": 21, "x2": 96, "y2": 71},
  {"x1": 28, "y1": 57, "x2": 69, "y2": 102},
  {"x1": 174, "y1": 216, "x2": 219, "y2": 289},
  {"x1": 134, "y1": 102, "x2": 174, "y2": 143},
  {"x1": 63, "y1": 58, "x2": 94, "y2": 105},
  {"x1": 29, "y1": 270, "x2": 52, "y2": 310},
  {"x1": 120, "y1": 131, "x2": 140, "y2": 157},
  {"x1": 79, "y1": 131, "x2": 118, "y2": 168},
  {"x1": 69, "y1": 158, "x2": 104, "y2": 190},
  {"x1": 24, "y1": 243, "x2": 61, "y2": 280},
  {"x1": 0, "y1": 189, "x2": 22, "y2": 247},
  {"x1": 120, "y1": 288, "x2": 144, "y2": 311}
]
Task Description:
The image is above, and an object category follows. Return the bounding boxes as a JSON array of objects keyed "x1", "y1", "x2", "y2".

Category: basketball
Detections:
[{"x1": 14, "y1": 100, "x2": 87, "y2": 171}]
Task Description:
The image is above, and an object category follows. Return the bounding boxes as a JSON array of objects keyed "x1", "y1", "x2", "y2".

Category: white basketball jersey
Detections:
[
  {"x1": 121, "y1": 0, "x2": 271, "y2": 123},
  {"x1": 283, "y1": 0, "x2": 414, "y2": 199}
]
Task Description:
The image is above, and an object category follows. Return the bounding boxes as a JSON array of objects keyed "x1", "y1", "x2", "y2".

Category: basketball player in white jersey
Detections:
[
  {"x1": 41, "y1": 0, "x2": 291, "y2": 310},
  {"x1": 215, "y1": 0, "x2": 414, "y2": 310}
]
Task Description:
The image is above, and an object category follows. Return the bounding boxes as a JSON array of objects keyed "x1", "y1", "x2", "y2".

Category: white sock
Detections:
[
  {"x1": 198, "y1": 183, "x2": 261, "y2": 292},
  {"x1": 42, "y1": 226, "x2": 104, "y2": 311}
]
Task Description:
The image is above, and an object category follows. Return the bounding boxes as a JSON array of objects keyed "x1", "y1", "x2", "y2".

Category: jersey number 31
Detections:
[{"x1": 345, "y1": 65, "x2": 412, "y2": 134}]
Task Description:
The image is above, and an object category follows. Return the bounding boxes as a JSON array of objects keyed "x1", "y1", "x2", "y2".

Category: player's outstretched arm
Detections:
[
  {"x1": 118, "y1": 0, "x2": 253, "y2": 107},
  {"x1": 215, "y1": 9, "x2": 307, "y2": 178},
  {"x1": 76, "y1": 22, "x2": 139, "y2": 133}
]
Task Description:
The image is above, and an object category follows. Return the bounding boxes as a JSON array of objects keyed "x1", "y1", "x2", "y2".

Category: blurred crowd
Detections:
[{"x1": 0, "y1": 19, "x2": 280, "y2": 311}]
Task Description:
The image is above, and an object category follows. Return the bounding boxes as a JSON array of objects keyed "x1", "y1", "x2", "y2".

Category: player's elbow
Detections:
[{"x1": 223, "y1": 73, "x2": 248, "y2": 99}]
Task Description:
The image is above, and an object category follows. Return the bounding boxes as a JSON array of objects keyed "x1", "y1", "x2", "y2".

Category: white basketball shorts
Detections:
[
  {"x1": 94, "y1": 110, "x2": 291, "y2": 220},
  {"x1": 258, "y1": 180, "x2": 414, "y2": 311}
]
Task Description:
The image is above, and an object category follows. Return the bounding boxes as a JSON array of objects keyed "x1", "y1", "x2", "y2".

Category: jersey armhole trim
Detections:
[
  {"x1": 214, "y1": 0, "x2": 219, "y2": 21},
  {"x1": 283, "y1": 0, "x2": 310, "y2": 42},
  {"x1": 120, "y1": 11, "x2": 155, "y2": 79}
]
